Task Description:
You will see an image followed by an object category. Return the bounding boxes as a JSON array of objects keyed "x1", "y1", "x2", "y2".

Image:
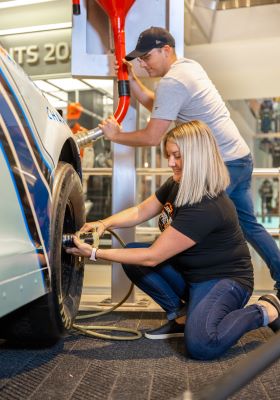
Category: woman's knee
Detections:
[
  {"x1": 185, "y1": 324, "x2": 221, "y2": 361},
  {"x1": 122, "y1": 242, "x2": 151, "y2": 273},
  {"x1": 122, "y1": 243, "x2": 149, "y2": 281},
  {"x1": 122, "y1": 260, "x2": 134, "y2": 277},
  {"x1": 122, "y1": 243, "x2": 139, "y2": 273},
  {"x1": 185, "y1": 343, "x2": 217, "y2": 361},
  {"x1": 185, "y1": 339, "x2": 222, "y2": 361},
  {"x1": 125, "y1": 242, "x2": 138, "y2": 249},
  {"x1": 122, "y1": 262, "x2": 132, "y2": 274}
]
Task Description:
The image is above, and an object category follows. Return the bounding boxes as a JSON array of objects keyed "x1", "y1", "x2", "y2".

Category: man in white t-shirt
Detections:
[{"x1": 99, "y1": 27, "x2": 280, "y2": 296}]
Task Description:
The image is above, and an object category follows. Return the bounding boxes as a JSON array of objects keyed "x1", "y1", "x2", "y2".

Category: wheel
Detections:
[
  {"x1": 0, "y1": 162, "x2": 85, "y2": 345},
  {"x1": 49, "y1": 162, "x2": 86, "y2": 337}
]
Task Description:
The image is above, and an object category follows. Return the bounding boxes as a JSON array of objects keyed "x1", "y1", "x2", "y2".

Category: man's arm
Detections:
[
  {"x1": 129, "y1": 74, "x2": 155, "y2": 112},
  {"x1": 123, "y1": 59, "x2": 155, "y2": 112},
  {"x1": 99, "y1": 116, "x2": 172, "y2": 147}
]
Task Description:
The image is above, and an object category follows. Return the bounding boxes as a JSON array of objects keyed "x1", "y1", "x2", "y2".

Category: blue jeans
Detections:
[
  {"x1": 122, "y1": 243, "x2": 266, "y2": 360},
  {"x1": 226, "y1": 153, "x2": 280, "y2": 289}
]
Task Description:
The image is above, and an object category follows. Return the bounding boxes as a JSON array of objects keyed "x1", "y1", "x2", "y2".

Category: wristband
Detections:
[{"x1": 90, "y1": 247, "x2": 98, "y2": 261}]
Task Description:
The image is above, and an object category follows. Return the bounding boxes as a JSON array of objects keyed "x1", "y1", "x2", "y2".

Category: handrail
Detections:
[
  {"x1": 253, "y1": 168, "x2": 280, "y2": 177},
  {"x1": 82, "y1": 167, "x2": 173, "y2": 176},
  {"x1": 255, "y1": 133, "x2": 280, "y2": 139},
  {"x1": 83, "y1": 167, "x2": 280, "y2": 177}
]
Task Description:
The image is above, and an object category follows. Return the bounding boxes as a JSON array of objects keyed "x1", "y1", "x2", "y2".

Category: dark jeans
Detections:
[
  {"x1": 226, "y1": 153, "x2": 280, "y2": 289},
  {"x1": 122, "y1": 243, "x2": 265, "y2": 360}
]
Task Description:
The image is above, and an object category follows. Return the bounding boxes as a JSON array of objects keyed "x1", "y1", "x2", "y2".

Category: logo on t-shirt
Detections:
[{"x1": 158, "y1": 202, "x2": 174, "y2": 231}]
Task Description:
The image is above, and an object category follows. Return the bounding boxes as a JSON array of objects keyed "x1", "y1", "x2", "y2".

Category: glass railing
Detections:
[
  {"x1": 184, "y1": 0, "x2": 280, "y2": 45},
  {"x1": 83, "y1": 166, "x2": 280, "y2": 292},
  {"x1": 217, "y1": 0, "x2": 280, "y2": 10},
  {"x1": 83, "y1": 167, "x2": 280, "y2": 236},
  {"x1": 187, "y1": 0, "x2": 280, "y2": 11},
  {"x1": 252, "y1": 169, "x2": 280, "y2": 235}
]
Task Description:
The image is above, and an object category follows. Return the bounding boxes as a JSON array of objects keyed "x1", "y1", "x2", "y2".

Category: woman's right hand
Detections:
[{"x1": 65, "y1": 236, "x2": 92, "y2": 258}]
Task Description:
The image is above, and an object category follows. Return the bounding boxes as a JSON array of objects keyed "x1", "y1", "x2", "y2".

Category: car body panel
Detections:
[
  {"x1": 0, "y1": 46, "x2": 80, "y2": 319},
  {"x1": 0, "y1": 143, "x2": 47, "y2": 317}
]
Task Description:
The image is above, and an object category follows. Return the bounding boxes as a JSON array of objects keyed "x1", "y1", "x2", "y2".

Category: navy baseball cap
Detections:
[{"x1": 125, "y1": 27, "x2": 175, "y2": 61}]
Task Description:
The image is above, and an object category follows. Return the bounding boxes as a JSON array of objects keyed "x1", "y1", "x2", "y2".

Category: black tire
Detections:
[{"x1": 0, "y1": 162, "x2": 85, "y2": 345}]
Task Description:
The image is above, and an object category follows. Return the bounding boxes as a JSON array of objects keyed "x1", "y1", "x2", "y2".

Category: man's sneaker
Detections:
[
  {"x1": 258, "y1": 294, "x2": 280, "y2": 332},
  {"x1": 144, "y1": 320, "x2": 185, "y2": 340}
]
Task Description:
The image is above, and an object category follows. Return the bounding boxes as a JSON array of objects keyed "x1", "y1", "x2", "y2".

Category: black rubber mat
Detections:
[{"x1": 1, "y1": 311, "x2": 280, "y2": 400}]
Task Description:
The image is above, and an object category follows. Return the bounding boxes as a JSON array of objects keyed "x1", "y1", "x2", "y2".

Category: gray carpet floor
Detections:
[{"x1": 1, "y1": 311, "x2": 280, "y2": 400}]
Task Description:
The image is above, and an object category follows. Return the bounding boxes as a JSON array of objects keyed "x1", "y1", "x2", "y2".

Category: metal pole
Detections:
[{"x1": 194, "y1": 332, "x2": 280, "y2": 400}]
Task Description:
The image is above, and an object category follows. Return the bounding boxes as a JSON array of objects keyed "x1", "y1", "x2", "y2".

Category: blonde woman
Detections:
[{"x1": 67, "y1": 120, "x2": 280, "y2": 360}]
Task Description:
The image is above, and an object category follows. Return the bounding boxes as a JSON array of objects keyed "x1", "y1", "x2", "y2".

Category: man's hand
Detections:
[
  {"x1": 65, "y1": 236, "x2": 92, "y2": 258},
  {"x1": 116, "y1": 57, "x2": 154, "y2": 112},
  {"x1": 99, "y1": 116, "x2": 122, "y2": 141},
  {"x1": 115, "y1": 58, "x2": 136, "y2": 81}
]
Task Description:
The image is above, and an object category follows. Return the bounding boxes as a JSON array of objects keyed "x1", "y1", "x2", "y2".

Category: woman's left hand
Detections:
[
  {"x1": 80, "y1": 220, "x2": 106, "y2": 237},
  {"x1": 65, "y1": 236, "x2": 93, "y2": 258}
]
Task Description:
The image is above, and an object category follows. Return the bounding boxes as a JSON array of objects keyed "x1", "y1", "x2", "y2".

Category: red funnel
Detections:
[{"x1": 96, "y1": 0, "x2": 135, "y2": 123}]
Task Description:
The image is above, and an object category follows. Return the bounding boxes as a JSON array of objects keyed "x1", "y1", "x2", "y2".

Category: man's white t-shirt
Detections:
[{"x1": 151, "y1": 58, "x2": 250, "y2": 162}]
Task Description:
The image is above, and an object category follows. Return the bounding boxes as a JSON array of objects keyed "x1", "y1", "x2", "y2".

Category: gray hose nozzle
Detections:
[{"x1": 75, "y1": 127, "x2": 103, "y2": 148}]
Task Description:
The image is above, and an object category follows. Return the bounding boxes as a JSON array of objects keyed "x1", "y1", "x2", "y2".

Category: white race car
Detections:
[{"x1": 0, "y1": 46, "x2": 85, "y2": 345}]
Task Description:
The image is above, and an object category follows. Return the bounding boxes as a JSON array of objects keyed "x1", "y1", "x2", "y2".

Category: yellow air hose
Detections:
[{"x1": 72, "y1": 228, "x2": 142, "y2": 340}]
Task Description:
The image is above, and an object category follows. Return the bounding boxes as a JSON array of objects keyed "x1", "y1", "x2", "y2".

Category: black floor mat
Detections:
[{"x1": 0, "y1": 311, "x2": 280, "y2": 400}]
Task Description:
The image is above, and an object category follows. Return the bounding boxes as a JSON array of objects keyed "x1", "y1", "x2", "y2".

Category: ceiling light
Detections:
[
  {"x1": 83, "y1": 79, "x2": 114, "y2": 96},
  {"x1": 44, "y1": 93, "x2": 67, "y2": 109},
  {"x1": 33, "y1": 80, "x2": 59, "y2": 93},
  {"x1": 0, "y1": 0, "x2": 56, "y2": 9},
  {"x1": 0, "y1": 22, "x2": 71, "y2": 36},
  {"x1": 103, "y1": 97, "x2": 113, "y2": 105},
  {"x1": 51, "y1": 91, "x2": 68, "y2": 101},
  {"x1": 47, "y1": 78, "x2": 91, "y2": 91}
]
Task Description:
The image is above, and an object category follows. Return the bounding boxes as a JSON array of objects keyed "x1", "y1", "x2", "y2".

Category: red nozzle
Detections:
[
  {"x1": 96, "y1": 0, "x2": 135, "y2": 78},
  {"x1": 96, "y1": 0, "x2": 135, "y2": 124}
]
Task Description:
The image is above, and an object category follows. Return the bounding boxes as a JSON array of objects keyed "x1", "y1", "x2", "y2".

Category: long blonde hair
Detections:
[{"x1": 163, "y1": 120, "x2": 230, "y2": 206}]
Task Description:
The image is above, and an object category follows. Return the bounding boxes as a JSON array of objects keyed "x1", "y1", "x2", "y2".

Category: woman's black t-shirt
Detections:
[{"x1": 155, "y1": 177, "x2": 253, "y2": 292}]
